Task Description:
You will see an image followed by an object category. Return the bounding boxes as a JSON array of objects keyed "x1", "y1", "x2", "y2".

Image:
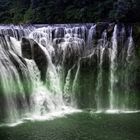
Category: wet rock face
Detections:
[
  {"x1": 21, "y1": 38, "x2": 32, "y2": 59},
  {"x1": 96, "y1": 22, "x2": 115, "y2": 39},
  {"x1": 102, "y1": 48, "x2": 110, "y2": 70},
  {"x1": 0, "y1": 35, "x2": 10, "y2": 50},
  {"x1": 96, "y1": 22, "x2": 109, "y2": 38},
  {"x1": 21, "y1": 37, "x2": 48, "y2": 82},
  {"x1": 0, "y1": 92, "x2": 6, "y2": 122},
  {"x1": 32, "y1": 39, "x2": 48, "y2": 82},
  {"x1": 53, "y1": 28, "x2": 65, "y2": 38}
]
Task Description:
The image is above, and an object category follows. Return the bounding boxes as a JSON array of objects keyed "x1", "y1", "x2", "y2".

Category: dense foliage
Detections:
[{"x1": 0, "y1": 0, "x2": 140, "y2": 24}]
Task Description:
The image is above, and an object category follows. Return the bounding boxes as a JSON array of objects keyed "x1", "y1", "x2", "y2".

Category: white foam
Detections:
[
  {"x1": 105, "y1": 109, "x2": 140, "y2": 114},
  {"x1": 0, "y1": 108, "x2": 81, "y2": 127}
]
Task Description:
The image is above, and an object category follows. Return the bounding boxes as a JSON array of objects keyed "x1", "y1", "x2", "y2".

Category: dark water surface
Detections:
[{"x1": 0, "y1": 112, "x2": 140, "y2": 140}]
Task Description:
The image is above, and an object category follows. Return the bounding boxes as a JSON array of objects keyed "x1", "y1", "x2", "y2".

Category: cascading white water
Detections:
[
  {"x1": 0, "y1": 24, "x2": 139, "y2": 125},
  {"x1": 0, "y1": 36, "x2": 30, "y2": 122},
  {"x1": 87, "y1": 25, "x2": 96, "y2": 48},
  {"x1": 25, "y1": 59, "x2": 64, "y2": 118},
  {"x1": 127, "y1": 28, "x2": 134, "y2": 62},
  {"x1": 96, "y1": 31, "x2": 107, "y2": 111},
  {"x1": 109, "y1": 25, "x2": 118, "y2": 110}
]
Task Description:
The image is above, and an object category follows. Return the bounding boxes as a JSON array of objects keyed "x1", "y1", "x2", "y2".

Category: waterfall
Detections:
[
  {"x1": 96, "y1": 31, "x2": 107, "y2": 111},
  {"x1": 0, "y1": 23, "x2": 139, "y2": 124},
  {"x1": 109, "y1": 25, "x2": 118, "y2": 110}
]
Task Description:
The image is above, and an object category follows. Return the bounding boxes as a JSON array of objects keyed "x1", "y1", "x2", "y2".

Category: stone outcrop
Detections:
[{"x1": 21, "y1": 37, "x2": 48, "y2": 82}]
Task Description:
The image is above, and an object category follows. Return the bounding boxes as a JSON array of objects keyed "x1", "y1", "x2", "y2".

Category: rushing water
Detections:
[{"x1": 0, "y1": 23, "x2": 139, "y2": 124}]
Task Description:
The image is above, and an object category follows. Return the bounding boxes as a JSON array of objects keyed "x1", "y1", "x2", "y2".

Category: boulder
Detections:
[
  {"x1": 21, "y1": 37, "x2": 48, "y2": 82},
  {"x1": 32, "y1": 39, "x2": 48, "y2": 82},
  {"x1": 21, "y1": 38, "x2": 32, "y2": 59}
]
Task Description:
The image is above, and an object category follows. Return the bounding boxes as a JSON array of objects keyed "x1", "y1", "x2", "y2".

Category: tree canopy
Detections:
[{"x1": 0, "y1": 0, "x2": 139, "y2": 24}]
